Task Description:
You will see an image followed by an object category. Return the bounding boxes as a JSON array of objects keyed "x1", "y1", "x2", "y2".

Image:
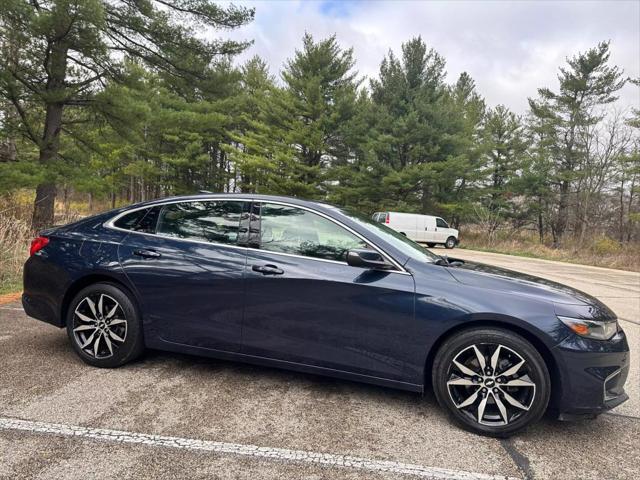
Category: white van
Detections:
[{"x1": 372, "y1": 212, "x2": 459, "y2": 249}]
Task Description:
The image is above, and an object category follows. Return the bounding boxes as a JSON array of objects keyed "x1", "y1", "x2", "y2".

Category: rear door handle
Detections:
[
  {"x1": 252, "y1": 264, "x2": 284, "y2": 275},
  {"x1": 133, "y1": 249, "x2": 161, "y2": 259}
]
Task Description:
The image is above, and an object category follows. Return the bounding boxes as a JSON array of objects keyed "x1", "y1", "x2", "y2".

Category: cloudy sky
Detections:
[{"x1": 224, "y1": 0, "x2": 639, "y2": 114}]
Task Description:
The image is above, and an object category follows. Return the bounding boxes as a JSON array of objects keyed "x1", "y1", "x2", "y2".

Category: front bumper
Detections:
[{"x1": 553, "y1": 328, "x2": 630, "y2": 416}]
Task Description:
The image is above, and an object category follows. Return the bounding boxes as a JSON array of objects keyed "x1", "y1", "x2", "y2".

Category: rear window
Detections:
[{"x1": 113, "y1": 207, "x2": 160, "y2": 233}]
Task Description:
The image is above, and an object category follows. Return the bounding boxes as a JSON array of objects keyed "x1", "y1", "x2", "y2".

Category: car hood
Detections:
[{"x1": 445, "y1": 260, "x2": 616, "y2": 318}]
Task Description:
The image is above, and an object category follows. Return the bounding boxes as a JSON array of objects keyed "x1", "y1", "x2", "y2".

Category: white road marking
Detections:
[
  {"x1": 0, "y1": 417, "x2": 518, "y2": 480},
  {"x1": 0, "y1": 307, "x2": 24, "y2": 311}
]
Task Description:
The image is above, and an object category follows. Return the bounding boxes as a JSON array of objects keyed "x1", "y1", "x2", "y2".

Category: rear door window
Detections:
[{"x1": 156, "y1": 201, "x2": 245, "y2": 245}]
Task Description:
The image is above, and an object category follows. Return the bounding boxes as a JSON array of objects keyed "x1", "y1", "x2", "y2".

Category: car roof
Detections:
[
  {"x1": 142, "y1": 192, "x2": 314, "y2": 205},
  {"x1": 130, "y1": 193, "x2": 343, "y2": 217}
]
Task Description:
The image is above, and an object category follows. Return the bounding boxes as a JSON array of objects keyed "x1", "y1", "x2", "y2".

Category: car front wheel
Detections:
[
  {"x1": 445, "y1": 236, "x2": 456, "y2": 249},
  {"x1": 66, "y1": 282, "x2": 144, "y2": 368},
  {"x1": 432, "y1": 327, "x2": 550, "y2": 437}
]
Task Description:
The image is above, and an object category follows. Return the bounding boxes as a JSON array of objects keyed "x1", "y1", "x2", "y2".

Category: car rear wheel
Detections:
[
  {"x1": 66, "y1": 282, "x2": 144, "y2": 368},
  {"x1": 427, "y1": 243, "x2": 436, "y2": 248},
  {"x1": 445, "y1": 236, "x2": 456, "y2": 249},
  {"x1": 432, "y1": 327, "x2": 550, "y2": 437}
]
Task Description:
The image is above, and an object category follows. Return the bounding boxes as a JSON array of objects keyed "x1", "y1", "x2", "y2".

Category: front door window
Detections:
[{"x1": 258, "y1": 203, "x2": 368, "y2": 262}]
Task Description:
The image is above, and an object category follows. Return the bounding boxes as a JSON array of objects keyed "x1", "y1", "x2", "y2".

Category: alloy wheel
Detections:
[
  {"x1": 446, "y1": 343, "x2": 536, "y2": 426},
  {"x1": 72, "y1": 293, "x2": 128, "y2": 359}
]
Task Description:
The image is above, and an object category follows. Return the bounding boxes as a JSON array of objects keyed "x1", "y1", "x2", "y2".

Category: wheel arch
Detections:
[
  {"x1": 60, "y1": 273, "x2": 139, "y2": 326},
  {"x1": 423, "y1": 318, "x2": 561, "y2": 407}
]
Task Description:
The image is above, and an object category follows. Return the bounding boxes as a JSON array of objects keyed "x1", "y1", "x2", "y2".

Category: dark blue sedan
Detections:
[{"x1": 22, "y1": 194, "x2": 630, "y2": 436}]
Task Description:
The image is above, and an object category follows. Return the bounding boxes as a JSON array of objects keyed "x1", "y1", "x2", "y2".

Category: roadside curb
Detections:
[{"x1": 0, "y1": 292, "x2": 21, "y2": 305}]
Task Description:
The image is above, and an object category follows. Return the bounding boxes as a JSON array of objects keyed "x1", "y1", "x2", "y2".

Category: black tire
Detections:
[
  {"x1": 445, "y1": 236, "x2": 456, "y2": 249},
  {"x1": 66, "y1": 282, "x2": 144, "y2": 368},
  {"x1": 427, "y1": 243, "x2": 436, "y2": 248},
  {"x1": 432, "y1": 327, "x2": 550, "y2": 437}
]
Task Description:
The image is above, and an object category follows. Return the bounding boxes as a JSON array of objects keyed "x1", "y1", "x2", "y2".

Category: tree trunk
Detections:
[
  {"x1": 537, "y1": 197, "x2": 544, "y2": 244},
  {"x1": 619, "y1": 179, "x2": 625, "y2": 243},
  {"x1": 63, "y1": 185, "x2": 70, "y2": 217},
  {"x1": 32, "y1": 103, "x2": 65, "y2": 230},
  {"x1": 577, "y1": 194, "x2": 589, "y2": 247},
  {"x1": 31, "y1": 40, "x2": 68, "y2": 231},
  {"x1": 553, "y1": 180, "x2": 570, "y2": 247},
  {"x1": 627, "y1": 176, "x2": 636, "y2": 242},
  {"x1": 421, "y1": 184, "x2": 431, "y2": 214},
  {"x1": 32, "y1": 183, "x2": 57, "y2": 231}
]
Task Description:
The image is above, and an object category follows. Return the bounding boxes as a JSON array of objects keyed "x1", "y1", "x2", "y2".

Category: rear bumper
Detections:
[
  {"x1": 22, "y1": 292, "x2": 63, "y2": 327},
  {"x1": 22, "y1": 254, "x2": 66, "y2": 328},
  {"x1": 553, "y1": 329, "x2": 630, "y2": 416}
]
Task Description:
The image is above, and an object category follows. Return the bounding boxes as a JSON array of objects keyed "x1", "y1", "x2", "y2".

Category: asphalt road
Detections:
[{"x1": 0, "y1": 249, "x2": 638, "y2": 479}]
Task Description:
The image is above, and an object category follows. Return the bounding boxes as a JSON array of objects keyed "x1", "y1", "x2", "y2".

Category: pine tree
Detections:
[
  {"x1": 281, "y1": 33, "x2": 360, "y2": 195},
  {"x1": 479, "y1": 105, "x2": 527, "y2": 233},
  {"x1": 226, "y1": 57, "x2": 314, "y2": 197},
  {"x1": 369, "y1": 37, "x2": 471, "y2": 218},
  {"x1": 0, "y1": 0, "x2": 254, "y2": 229},
  {"x1": 528, "y1": 41, "x2": 626, "y2": 244}
]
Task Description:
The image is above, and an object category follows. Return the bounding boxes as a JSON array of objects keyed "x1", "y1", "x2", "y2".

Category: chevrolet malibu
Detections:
[{"x1": 22, "y1": 194, "x2": 630, "y2": 436}]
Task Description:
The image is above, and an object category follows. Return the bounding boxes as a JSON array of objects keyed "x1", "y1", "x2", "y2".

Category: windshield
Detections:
[{"x1": 334, "y1": 207, "x2": 439, "y2": 264}]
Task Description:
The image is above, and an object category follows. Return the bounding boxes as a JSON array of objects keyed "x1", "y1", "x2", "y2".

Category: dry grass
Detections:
[
  {"x1": 0, "y1": 213, "x2": 30, "y2": 294},
  {"x1": 0, "y1": 191, "x2": 83, "y2": 294},
  {"x1": 460, "y1": 228, "x2": 640, "y2": 272}
]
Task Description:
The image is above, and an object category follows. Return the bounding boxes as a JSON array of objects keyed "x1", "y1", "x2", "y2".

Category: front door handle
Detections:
[
  {"x1": 252, "y1": 264, "x2": 284, "y2": 275},
  {"x1": 133, "y1": 249, "x2": 161, "y2": 259}
]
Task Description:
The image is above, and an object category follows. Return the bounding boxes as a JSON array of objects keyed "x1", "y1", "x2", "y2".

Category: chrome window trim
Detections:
[{"x1": 104, "y1": 197, "x2": 411, "y2": 274}]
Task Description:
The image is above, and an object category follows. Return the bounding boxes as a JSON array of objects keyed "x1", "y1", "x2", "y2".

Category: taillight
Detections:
[
  {"x1": 385, "y1": 213, "x2": 390, "y2": 224},
  {"x1": 30, "y1": 236, "x2": 49, "y2": 256}
]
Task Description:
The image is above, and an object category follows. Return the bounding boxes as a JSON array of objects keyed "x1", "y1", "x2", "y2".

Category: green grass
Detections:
[{"x1": 0, "y1": 280, "x2": 22, "y2": 295}]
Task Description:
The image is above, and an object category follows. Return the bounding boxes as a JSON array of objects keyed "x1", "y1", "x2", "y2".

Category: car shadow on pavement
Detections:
[{"x1": 141, "y1": 348, "x2": 434, "y2": 404}]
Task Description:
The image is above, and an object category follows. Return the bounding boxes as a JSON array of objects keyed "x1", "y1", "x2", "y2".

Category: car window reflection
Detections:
[
  {"x1": 259, "y1": 203, "x2": 367, "y2": 262},
  {"x1": 157, "y1": 201, "x2": 244, "y2": 245}
]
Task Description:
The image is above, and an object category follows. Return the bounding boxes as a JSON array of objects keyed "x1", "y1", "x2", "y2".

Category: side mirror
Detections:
[{"x1": 346, "y1": 248, "x2": 394, "y2": 270}]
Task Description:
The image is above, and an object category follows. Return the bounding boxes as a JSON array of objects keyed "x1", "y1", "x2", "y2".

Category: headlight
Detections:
[{"x1": 558, "y1": 316, "x2": 618, "y2": 340}]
